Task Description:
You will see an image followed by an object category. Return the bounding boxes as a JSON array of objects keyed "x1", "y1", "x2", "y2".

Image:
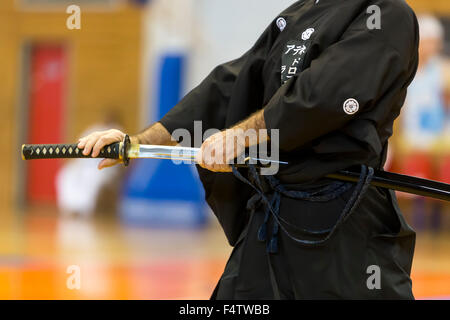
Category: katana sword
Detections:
[
  {"x1": 21, "y1": 135, "x2": 450, "y2": 202},
  {"x1": 21, "y1": 135, "x2": 288, "y2": 168}
]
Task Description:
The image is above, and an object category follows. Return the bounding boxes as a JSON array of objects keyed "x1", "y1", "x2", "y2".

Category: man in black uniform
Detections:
[{"x1": 79, "y1": 0, "x2": 419, "y2": 299}]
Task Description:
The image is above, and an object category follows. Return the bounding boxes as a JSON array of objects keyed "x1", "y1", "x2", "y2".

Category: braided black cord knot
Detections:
[{"x1": 231, "y1": 165, "x2": 374, "y2": 253}]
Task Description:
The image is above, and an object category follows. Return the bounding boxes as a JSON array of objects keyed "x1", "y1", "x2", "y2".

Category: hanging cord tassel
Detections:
[
  {"x1": 258, "y1": 209, "x2": 270, "y2": 242},
  {"x1": 267, "y1": 194, "x2": 281, "y2": 254},
  {"x1": 268, "y1": 223, "x2": 279, "y2": 254},
  {"x1": 231, "y1": 165, "x2": 374, "y2": 251}
]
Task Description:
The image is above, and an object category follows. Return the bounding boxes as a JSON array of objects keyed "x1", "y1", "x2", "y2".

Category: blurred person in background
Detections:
[
  {"x1": 56, "y1": 110, "x2": 123, "y2": 218},
  {"x1": 394, "y1": 14, "x2": 450, "y2": 232}
]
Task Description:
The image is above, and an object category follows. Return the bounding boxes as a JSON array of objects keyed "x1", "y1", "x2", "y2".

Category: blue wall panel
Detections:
[{"x1": 120, "y1": 55, "x2": 208, "y2": 228}]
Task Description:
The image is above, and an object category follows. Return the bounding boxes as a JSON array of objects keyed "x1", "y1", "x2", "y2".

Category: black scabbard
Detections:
[{"x1": 327, "y1": 169, "x2": 450, "y2": 202}]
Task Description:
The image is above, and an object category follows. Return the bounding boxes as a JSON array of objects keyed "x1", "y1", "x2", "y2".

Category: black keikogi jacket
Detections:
[{"x1": 160, "y1": 0, "x2": 419, "y2": 247}]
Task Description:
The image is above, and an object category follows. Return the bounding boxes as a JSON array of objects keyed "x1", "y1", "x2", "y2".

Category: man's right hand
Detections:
[{"x1": 77, "y1": 129, "x2": 126, "y2": 170}]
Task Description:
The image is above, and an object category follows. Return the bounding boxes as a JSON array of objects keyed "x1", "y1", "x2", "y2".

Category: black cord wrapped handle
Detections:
[{"x1": 22, "y1": 143, "x2": 121, "y2": 160}]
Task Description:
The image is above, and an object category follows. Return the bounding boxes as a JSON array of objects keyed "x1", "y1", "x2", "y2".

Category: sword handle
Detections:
[
  {"x1": 22, "y1": 142, "x2": 122, "y2": 161},
  {"x1": 21, "y1": 135, "x2": 132, "y2": 166}
]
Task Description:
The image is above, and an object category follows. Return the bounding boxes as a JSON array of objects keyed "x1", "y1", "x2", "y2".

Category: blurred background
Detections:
[{"x1": 0, "y1": 0, "x2": 449, "y2": 299}]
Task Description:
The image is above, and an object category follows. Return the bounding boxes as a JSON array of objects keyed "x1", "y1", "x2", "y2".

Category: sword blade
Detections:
[
  {"x1": 129, "y1": 144, "x2": 198, "y2": 162},
  {"x1": 129, "y1": 144, "x2": 289, "y2": 165}
]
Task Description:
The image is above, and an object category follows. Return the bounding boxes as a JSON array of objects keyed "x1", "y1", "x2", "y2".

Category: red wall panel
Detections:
[{"x1": 26, "y1": 45, "x2": 67, "y2": 204}]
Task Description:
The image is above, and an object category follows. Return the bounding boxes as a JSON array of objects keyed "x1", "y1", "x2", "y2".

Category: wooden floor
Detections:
[{"x1": 0, "y1": 207, "x2": 449, "y2": 300}]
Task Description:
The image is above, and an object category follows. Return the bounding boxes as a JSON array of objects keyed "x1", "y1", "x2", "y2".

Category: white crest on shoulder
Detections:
[
  {"x1": 343, "y1": 98, "x2": 360, "y2": 115},
  {"x1": 301, "y1": 28, "x2": 315, "y2": 40},
  {"x1": 276, "y1": 17, "x2": 287, "y2": 32}
]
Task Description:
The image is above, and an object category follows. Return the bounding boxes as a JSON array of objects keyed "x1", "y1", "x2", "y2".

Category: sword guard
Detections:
[{"x1": 121, "y1": 134, "x2": 131, "y2": 167}]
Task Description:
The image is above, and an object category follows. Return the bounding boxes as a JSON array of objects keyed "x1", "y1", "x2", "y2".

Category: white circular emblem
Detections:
[
  {"x1": 343, "y1": 98, "x2": 360, "y2": 115},
  {"x1": 301, "y1": 28, "x2": 315, "y2": 40},
  {"x1": 276, "y1": 17, "x2": 287, "y2": 32}
]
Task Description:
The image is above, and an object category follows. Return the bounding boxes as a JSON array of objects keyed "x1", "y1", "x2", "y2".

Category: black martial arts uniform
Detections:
[{"x1": 160, "y1": 0, "x2": 419, "y2": 299}]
